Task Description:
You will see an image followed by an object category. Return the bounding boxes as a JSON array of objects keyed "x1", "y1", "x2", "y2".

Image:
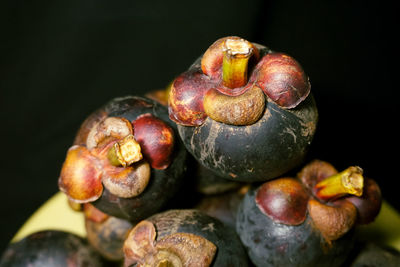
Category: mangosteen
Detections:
[
  {"x1": 195, "y1": 185, "x2": 250, "y2": 229},
  {"x1": 168, "y1": 36, "x2": 318, "y2": 182},
  {"x1": 84, "y1": 203, "x2": 134, "y2": 262},
  {"x1": 348, "y1": 242, "x2": 400, "y2": 267},
  {"x1": 123, "y1": 209, "x2": 249, "y2": 267},
  {"x1": 58, "y1": 96, "x2": 187, "y2": 221},
  {"x1": 194, "y1": 162, "x2": 245, "y2": 195},
  {"x1": 236, "y1": 160, "x2": 382, "y2": 267},
  {"x1": 0, "y1": 230, "x2": 106, "y2": 266}
]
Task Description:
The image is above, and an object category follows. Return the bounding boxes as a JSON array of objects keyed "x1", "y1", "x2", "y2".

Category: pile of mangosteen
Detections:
[{"x1": 1, "y1": 36, "x2": 398, "y2": 267}]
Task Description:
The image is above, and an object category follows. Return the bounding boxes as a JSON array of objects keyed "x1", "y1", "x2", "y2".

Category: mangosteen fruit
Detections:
[
  {"x1": 348, "y1": 242, "x2": 400, "y2": 267},
  {"x1": 194, "y1": 158, "x2": 245, "y2": 195},
  {"x1": 84, "y1": 203, "x2": 134, "y2": 262},
  {"x1": 123, "y1": 209, "x2": 249, "y2": 267},
  {"x1": 0, "y1": 230, "x2": 106, "y2": 267},
  {"x1": 168, "y1": 36, "x2": 318, "y2": 182},
  {"x1": 195, "y1": 185, "x2": 249, "y2": 229},
  {"x1": 236, "y1": 160, "x2": 382, "y2": 267},
  {"x1": 58, "y1": 96, "x2": 187, "y2": 221}
]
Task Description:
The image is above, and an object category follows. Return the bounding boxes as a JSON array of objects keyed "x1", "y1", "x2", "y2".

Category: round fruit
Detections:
[
  {"x1": 123, "y1": 209, "x2": 249, "y2": 267},
  {"x1": 195, "y1": 185, "x2": 249, "y2": 229},
  {"x1": 58, "y1": 96, "x2": 187, "y2": 221},
  {"x1": 168, "y1": 36, "x2": 318, "y2": 182},
  {"x1": 236, "y1": 160, "x2": 382, "y2": 267},
  {"x1": 0, "y1": 230, "x2": 106, "y2": 266},
  {"x1": 84, "y1": 203, "x2": 134, "y2": 262},
  {"x1": 349, "y1": 242, "x2": 400, "y2": 267}
]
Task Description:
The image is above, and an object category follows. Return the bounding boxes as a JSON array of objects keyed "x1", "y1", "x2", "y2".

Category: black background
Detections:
[{"x1": 0, "y1": 0, "x2": 398, "y2": 253}]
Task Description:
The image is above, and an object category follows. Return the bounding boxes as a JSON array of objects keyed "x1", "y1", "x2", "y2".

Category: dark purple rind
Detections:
[
  {"x1": 195, "y1": 188, "x2": 245, "y2": 229},
  {"x1": 348, "y1": 242, "x2": 400, "y2": 267},
  {"x1": 178, "y1": 95, "x2": 318, "y2": 182},
  {"x1": 85, "y1": 216, "x2": 133, "y2": 261},
  {"x1": 236, "y1": 188, "x2": 355, "y2": 267},
  {"x1": 0, "y1": 230, "x2": 107, "y2": 267},
  {"x1": 88, "y1": 96, "x2": 187, "y2": 222},
  {"x1": 93, "y1": 140, "x2": 187, "y2": 222}
]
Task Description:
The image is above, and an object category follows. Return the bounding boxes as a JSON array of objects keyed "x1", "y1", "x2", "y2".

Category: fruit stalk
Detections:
[
  {"x1": 314, "y1": 166, "x2": 364, "y2": 201},
  {"x1": 222, "y1": 38, "x2": 253, "y2": 89},
  {"x1": 107, "y1": 135, "x2": 143, "y2": 167}
]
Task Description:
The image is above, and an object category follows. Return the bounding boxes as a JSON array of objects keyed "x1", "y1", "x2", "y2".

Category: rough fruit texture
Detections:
[
  {"x1": 178, "y1": 95, "x2": 317, "y2": 182},
  {"x1": 169, "y1": 37, "x2": 317, "y2": 182},
  {"x1": 124, "y1": 220, "x2": 216, "y2": 267},
  {"x1": 203, "y1": 85, "x2": 265, "y2": 125}
]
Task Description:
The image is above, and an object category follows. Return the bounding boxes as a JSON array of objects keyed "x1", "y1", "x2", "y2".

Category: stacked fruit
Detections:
[{"x1": 1, "y1": 37, "x2": 397, "y2": 267}]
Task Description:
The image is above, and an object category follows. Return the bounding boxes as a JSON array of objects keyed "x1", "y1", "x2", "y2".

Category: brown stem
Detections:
[
  {"x1": 314, "y1": 166, "x2": 364, "y2": 202},
  {"x1": 222, "y1": 38, "x2": 253, "y2": 88}
]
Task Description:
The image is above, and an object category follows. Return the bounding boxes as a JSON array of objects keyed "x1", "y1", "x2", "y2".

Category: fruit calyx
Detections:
[
  {"x1": 298, "y1": 160, "x2": 381, "y2": 241},
  {"x1": 83, "y1": 203, "x2": 109, "y2": 223},
  {"x1": 255, "y1": 160, "x2": 381, "y2": 242},
  {"x1": 123, "y1": 220, "x2": 216, "y2": 267},
  {"x1": 59, "y1": 114, "x2": 175, "y2": 203},
  {"x1": 168, "y1": 36, "x2": 311, "y2": 127},
  {"x1": 255, "y1": 178, "x2": 309, "y2": 226}
]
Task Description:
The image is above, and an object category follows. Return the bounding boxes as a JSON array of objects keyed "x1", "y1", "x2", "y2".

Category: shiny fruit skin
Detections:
[
  {"x1": 348, "y1": 242, "x2": 400, "y2": 267},
  {"x1": 0, "y1": 230, "x2": 106, "y2": 267}
]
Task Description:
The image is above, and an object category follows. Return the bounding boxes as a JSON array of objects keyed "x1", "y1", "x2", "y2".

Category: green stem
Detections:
[{"x1": 222, "y1": 38, "x2": 253, "y2": 89}]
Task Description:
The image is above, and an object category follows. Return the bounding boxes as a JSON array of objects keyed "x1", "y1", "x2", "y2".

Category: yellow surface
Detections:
[
  {"x1": 12, "y1": 193, "x2": 85, "y2": 242},
  {"x1": 11, "y1": 192, "x2": 400, "y2": 252},
  {"x1": 356, "y1": 201, "x2": 400, "y2": 250}
]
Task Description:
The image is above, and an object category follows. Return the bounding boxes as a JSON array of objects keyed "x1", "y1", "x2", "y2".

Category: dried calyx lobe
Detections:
[
  {"x1": 236, "y1": 160, "x2": 382, "y2": 267},
  {"x1": 123, "y1": 209, "x2": 249, "y2": 267},
  {"x1": 168, "y1": 36, "x2": 311, "y2": 126},
  {"x1": 58, "y1": 96, "x2": 187, "y2": 221}
]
